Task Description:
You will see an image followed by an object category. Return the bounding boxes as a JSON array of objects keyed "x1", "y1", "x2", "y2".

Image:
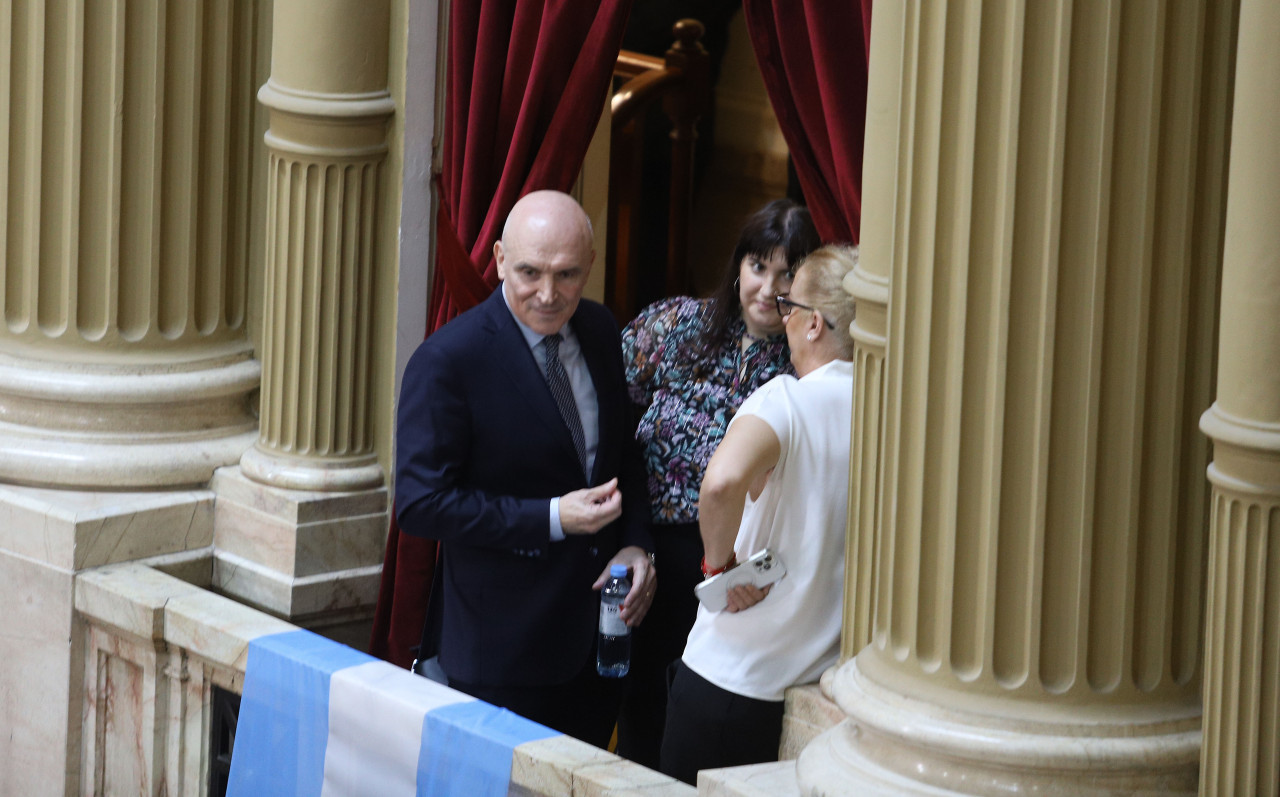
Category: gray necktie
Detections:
[{"x1": 543, "y1": 334, "x2": 588, "y2": 474}]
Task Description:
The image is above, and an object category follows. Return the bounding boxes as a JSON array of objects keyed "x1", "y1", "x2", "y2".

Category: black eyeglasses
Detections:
[{"x1": 775, "y1": 295, "x2": 835, "y2": 329}]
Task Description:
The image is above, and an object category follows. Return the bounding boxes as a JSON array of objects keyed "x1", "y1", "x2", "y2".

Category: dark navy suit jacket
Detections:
[{"x1": 395, "y1": 288, "x2": 652, "y2": 688}]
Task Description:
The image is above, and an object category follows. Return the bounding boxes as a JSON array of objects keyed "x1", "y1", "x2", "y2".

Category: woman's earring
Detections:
[
  {"x1": 733, "y1": 277, "x2": 741, "y2": 293},
  {"x1": 807, "y1": 332, "x2": 816, "y2": 341}
]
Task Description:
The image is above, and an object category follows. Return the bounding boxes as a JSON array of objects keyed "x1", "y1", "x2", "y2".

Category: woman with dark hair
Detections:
[{"x1": 615, "y1": 199, "x2": 821, "y2": 766}]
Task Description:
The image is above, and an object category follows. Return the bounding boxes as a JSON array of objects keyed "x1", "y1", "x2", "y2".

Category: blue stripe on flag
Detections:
[
  {"x1": 227, "y1": 630, "x2": 374, "y2": 797},
  {"x1": 417, "y1": 700, "x2": 559, "y2": 797}
]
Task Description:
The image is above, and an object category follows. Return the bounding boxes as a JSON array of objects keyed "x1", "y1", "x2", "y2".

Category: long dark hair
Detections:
[{"x1": 701, "y1": 199, "x2": 821, "y2": 352}]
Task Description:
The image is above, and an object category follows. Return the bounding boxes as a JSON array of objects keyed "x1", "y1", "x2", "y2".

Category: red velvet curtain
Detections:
[
  {"x1": 742, "y1": 0, "x2": 872, "y2": 244},
  {"x1": 370, "y1": 0, "x2": 635, "y2": 667}
]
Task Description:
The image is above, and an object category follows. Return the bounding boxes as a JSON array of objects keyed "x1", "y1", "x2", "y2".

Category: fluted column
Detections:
[
  {"x1": 238, "y1": 0, "x2": 393, "y2": 492},
  {"x1": 841, "y1": 265, "x2": 887, "y2": 660},
  {"x1": 210, "y1": 0, "x2": 392, "y2": 619},
  {"x1": 837, "y1": 4, "x2": 901, "y2": 660},
  {"x1": 1199, "y1": 0, "x2": 1280, "y2": 791},
  {"x1": 0, "y1": 0, "x2": 268, "y2": 488},
  {"x1": 801, "y1": 2, "x2": 1234, "y2": 794}
]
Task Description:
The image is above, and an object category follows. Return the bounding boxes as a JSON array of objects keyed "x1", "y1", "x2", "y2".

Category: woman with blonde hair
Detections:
[
  {"x1": 659, "y1": 244, "x2": 859, "y2": 784},
  {"x1": 617, "y1": 200, "x2": 820, "y2": 765}
]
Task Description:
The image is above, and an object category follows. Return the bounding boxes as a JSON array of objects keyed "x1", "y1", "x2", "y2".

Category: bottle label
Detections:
[{"x1": 600, "y1": 602, "x2": 628, "y2": 636}]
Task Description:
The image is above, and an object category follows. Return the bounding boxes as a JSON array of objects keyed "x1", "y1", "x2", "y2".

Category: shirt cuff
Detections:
[{"x1": 549, "y1": 497, "x2": 565, "y2": 542}]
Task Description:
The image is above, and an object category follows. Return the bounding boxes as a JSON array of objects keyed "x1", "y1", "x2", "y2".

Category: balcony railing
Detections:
[{"x1": 74, "y1": 563, "x2": 699, "y2": 796}]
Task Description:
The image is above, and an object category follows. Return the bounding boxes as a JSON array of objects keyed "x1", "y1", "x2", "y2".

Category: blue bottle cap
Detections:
[{"x1": 610, "y1": 564, "x2": 628, "y2": 578}]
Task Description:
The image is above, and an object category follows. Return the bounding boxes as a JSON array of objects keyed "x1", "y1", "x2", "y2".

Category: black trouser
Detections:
[
  {"x1": 615, "y1": 522, "x2": 704, "y2": 767},
  {"x1": 447, "y1": 657, "x2": 623, "y2": 750},
  {"x1": 658, "y1": 660, "x2": 785, "y2": 786}
]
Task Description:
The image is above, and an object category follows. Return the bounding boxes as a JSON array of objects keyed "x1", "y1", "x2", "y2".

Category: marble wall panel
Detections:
[
  {"x1": 93, "y1": 636, "x2": 153, "y2": 795},
  {"x1": 0, "y1": 552, "x2": 77, "y2": 797}
]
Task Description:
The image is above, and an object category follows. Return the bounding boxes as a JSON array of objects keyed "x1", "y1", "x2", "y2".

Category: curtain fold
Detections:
[
  {"x1": 742, "y1": 0, "x2": 871, "y2": 244},
  {"x1": 371, "y1": 0, "x2": 634, "y2": 667}
]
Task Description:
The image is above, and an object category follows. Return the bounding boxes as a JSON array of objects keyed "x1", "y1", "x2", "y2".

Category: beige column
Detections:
[
  {"x1": 213, "y1": 0, "x2": 392, "y2": 619},
  {"x1": 800, "y1": 2, "x2": 1234, "y2": 794},
  {"x1": 238, "y1": 0, "x2": 393, "y2": 492},
  {"x1": 0, "y1": 4, "x2": 272, "y2": 793},
  {"x1": 1199, "y1": 0, "x2": 1280, "y2": 792},
  {"x1": 0, "y1": 0, "x2": 266, "y2": 489},
  {"x1": 839, "y1": 18, "x2": 897, "y2": 661}
]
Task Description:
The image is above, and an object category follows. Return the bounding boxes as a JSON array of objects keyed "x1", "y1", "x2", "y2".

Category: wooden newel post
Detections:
[{"x1": 662, "y1": 19, "x2": 709, "y2": 299}]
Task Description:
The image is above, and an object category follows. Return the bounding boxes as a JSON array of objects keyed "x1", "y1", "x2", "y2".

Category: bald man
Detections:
[{"x1": 396, "y1": 191, "x2": 655, "y2": 747}]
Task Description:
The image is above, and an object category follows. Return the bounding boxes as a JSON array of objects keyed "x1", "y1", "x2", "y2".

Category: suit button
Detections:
[{"x1": 590, "y1": 546, "x2": 599, "y2": 557}]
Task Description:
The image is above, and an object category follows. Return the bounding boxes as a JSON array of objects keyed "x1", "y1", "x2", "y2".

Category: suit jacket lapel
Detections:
[{"x1": 481, "y1": 290, "x2": 583, "y2": 471}]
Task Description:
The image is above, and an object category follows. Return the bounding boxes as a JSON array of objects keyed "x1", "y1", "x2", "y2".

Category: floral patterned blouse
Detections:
[{"x1": 622, "y1": 296, "x2": 793, "y2": 525}]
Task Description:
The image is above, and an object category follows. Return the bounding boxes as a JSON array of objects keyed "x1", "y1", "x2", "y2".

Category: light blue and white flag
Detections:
[{"x1": 227, "y1": 629, "x2": 560, "y2": 797}]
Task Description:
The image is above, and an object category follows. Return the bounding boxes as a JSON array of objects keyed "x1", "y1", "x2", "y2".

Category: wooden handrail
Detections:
[
  {"x1": 615, "y1": 51, "x2": 664, "y2": 79},
  {"x1": 610, "y1": 68, "x2": 684, "y2": 129}
]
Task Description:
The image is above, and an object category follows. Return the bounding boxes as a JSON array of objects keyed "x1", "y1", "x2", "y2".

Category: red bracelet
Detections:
[{"x1": 701, "y1": 552, "x2": 737, "y2": 578}]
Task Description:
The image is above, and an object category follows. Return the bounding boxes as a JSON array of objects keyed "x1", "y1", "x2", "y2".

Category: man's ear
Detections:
[{"x1": 493, "y1": 240, "x2": 506, "y2": 280}]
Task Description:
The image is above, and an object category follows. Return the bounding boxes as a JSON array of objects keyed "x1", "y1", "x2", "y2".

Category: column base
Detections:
[
  {"x1": 0, "y1": 350, "x2": 259, "y2": 489},
  {"x1": 796, "y1": 658, "x2": 1200, "y2": 797},
  {"x1": 211, "y1": 466, "x2": 386, "y2": 619},
  {"x1": 239, "y1": 442, "x2": 384, "y2": 492}
]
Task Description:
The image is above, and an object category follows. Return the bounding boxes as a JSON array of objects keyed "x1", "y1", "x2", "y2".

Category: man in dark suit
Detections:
[{"x1": 396, "y1": 190, "x2": 656, "y2": 748}]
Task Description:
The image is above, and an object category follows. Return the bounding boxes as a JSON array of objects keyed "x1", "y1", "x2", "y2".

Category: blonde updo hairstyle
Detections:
[{"x1": 795, "y1": 244, "x2": 858, "y2": 360}]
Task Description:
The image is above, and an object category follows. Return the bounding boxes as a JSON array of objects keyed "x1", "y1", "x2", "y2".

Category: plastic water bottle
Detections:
[{"x1": 597, "y1": 564, "x2": 632, "y2": 677}]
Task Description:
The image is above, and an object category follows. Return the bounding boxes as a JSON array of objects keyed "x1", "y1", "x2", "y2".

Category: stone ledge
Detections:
[
  {"x1": 75, "y1": 562, "x2": 293, "y2": 671},
  {"x1": 697, "y1": 760, "x2": 799, "y2": 797},
  {"x1": 780, "y1": 682, "x2": 844, "y2": 760},
  {"x1": 512, "y1": 736, "x2": 695, "y2": 797},
  {"x1": 75, "y1": 562, "x2": 206, "y2": 641},
  {"x1": 0, "y1": 484, "x2": 213, "y2": 571}
]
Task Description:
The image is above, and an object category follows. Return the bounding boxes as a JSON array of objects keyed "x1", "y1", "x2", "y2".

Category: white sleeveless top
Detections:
[{"x1": 682, "y1": 359, "x2": 853, "y2": 701}]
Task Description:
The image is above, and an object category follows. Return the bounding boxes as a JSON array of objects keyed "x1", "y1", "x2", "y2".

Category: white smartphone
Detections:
[{"x1": 694, "y1": 549, "x2": 786, "y2": 612}]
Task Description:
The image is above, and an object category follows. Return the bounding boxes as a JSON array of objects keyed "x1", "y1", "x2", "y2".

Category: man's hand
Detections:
[
  {"x1": 561, "y1": 478, "x2": 623, "y2": 534},
  {"x1": 724, "y1": 583, "x2": 771, "y2": 613},
  {"x1": 593, "y1": 545, "x2": 656, "y2": 627}
]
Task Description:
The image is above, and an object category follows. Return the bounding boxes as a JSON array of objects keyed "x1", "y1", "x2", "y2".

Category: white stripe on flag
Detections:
[
  {"x1": 227, "y1": 630, "x2": 372, "y2": 797},
  {"x1": 320, "y1": 660, "x2": 475, "y2": 797}
]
